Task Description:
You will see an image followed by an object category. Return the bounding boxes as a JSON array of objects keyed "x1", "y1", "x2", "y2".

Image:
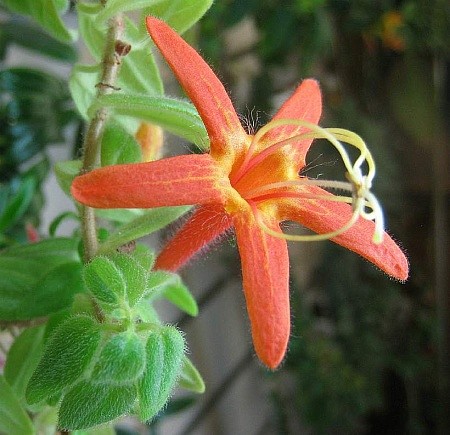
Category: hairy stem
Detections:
[{"x1": 80, "y1": 13, "x2": 126, "y2": 262}]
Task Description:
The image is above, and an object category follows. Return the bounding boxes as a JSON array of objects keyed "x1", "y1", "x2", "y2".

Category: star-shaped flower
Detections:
[{"x1": 72, "y1": 17, "x2": 408, "y2": 369}]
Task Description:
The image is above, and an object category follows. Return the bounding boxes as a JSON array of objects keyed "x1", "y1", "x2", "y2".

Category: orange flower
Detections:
[{"x1": 72, "y1": 17, "x2": 408, "y2": 369}]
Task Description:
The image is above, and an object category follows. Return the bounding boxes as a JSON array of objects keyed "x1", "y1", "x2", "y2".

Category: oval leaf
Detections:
[
  {"x1": 138, "y1": 326, "x2": 185, "y2": 421},
  {"x1": 92, "y1": 332, "x2": 146, "y2": 384},
  {"x1": 58, "y1": 381, "x2": 137, "y2": 430},
  {"x1": 178, "y1": 357, "x2": 205, "y2": 393},
  {"x1": 26, "y1": 316, "x2": 101, "y2": 404},
  {"x1": 83, "y1": 256, "x2": 126, "y2": 303},
  {"x1": 101, "y1": 122, "x2": 142, "y2": 166},
  {"x1": 146, "y1": 0, "x2": 213, "y2": 34},
  {"x1": 109, "y1": 253, "x2": 148, "y2": 307}
]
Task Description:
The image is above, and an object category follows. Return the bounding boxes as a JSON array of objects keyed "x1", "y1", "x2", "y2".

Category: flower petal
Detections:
[
  {"x1": 233, "y1": 210, "x2": 290, "y2": 369},
  {"x1": 71, "y1": 154, "x2": 226, "y2": 209},
  {"x1": 278, "y1": 186, "x2": 409, "y2": 280},
  {"x1": 262, "y1": 79, "x2": 322, "y2": 167},
  {"x1": 146, "y1": 17, "x2": 247, "y2": 157},
  {"x1": 155, "y1": 205, "x2": 232, "y2": 271}
]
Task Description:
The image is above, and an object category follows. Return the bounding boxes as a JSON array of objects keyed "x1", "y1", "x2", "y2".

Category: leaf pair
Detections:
[{"x1": 25, "y1": 315, "x2": 185, "y2": 429}]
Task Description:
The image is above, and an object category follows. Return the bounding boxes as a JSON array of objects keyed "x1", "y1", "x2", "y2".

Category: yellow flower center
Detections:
[{"x1": 224, "y1": 119, "x2": 385, "y2": 244}]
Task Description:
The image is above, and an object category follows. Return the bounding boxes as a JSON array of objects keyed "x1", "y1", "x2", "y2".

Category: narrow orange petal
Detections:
[
  {"x1": 71, "y1": 154, "x2": 226, "y2": 209},
  {"x1": 263, "y1": 79, "x2": 322, "y2": 167},
  {"x1": 146, "y1": 17, "x2": 247, "y2": 157},
  {"x1": 233, "y1": 210, "x2": 290, "y2": 369},
  {"x1": 278, "y1": 186, "x2": 409, "y2": 281},
  {"x1": 155, "y1": 205, "x2": 232, "y2": 272}
]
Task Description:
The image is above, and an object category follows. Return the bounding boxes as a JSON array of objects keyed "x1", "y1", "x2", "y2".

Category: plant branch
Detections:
[{"x1": 80, "y1": 13, "x2": 127, "y2": 262}]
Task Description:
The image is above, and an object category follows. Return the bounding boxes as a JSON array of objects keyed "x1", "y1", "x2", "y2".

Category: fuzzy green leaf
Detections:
[
  {"x1": 101, "y1": 122, "x2": 142, "y2": 166},
  {"x1": 0, "y1": 376, "x2": 34, "y2": 435},
  {"x1": 146, "y1": 0, "x2": 213, "y2": 34},
  {"x1": 58, "y1": 381, "x2": 136, "y2": 430},
  {"x1": 162, "y1": 274, "x2": 198, "y2": 316},
  {"x1": 89, "y1": 94, "x2": 208, "y2": 148},
  {"x1": 95, "y1": 0, "x2": 165, "y2": 23},
  {"x1": 133, "y1": 244, "x2": 156, "y2": 270},
  {"x1": 119, "y1": 16, "x2": 164, "y2": 96},
  {"x1": 92, "y1": 332, "x2": 146, "y2": 384},
  {"x1": 178, "y1": 357, "x2": 205, "y2": 393},
  {"x1": 97, "y1": 206, "x2": 190, "y2": 255},
  {"x1": 95, "y1": 208, "x2": 145, "y2": 224},
  {"x1": 4, "y1": 326, "x2": 45, "y2": 401},
  {"x1": 108, "y1": 253, "x2": 148, "y2": 307},
  {"x1": 147, "y1": 271, "x2": 198, "y2": 316},
  {"x1": 21, "y1": 262, "x2": 84, "y2": 319},
  {"x1": 72, "y1": 427, "x2": 115, "y2": 435},
  {"x1": 83, "y1": 257, "x2": 126, "y2": 303},
  {"x1": 76, "y1": 3, "x2": 105, "y2": 60},
  {"x1": 26, "y1": 316, "x2": 101, "y2": 404},
  {"x1": 138, "y1": 326, "x2": 185, "y2": 421}
]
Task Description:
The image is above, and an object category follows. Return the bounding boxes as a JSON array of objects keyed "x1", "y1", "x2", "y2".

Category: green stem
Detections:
[{"x1": 80, "y1": 13, "x2": 126, "y2": 262}]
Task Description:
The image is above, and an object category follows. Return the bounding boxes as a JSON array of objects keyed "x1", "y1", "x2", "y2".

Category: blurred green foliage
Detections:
[{"x1": 0, "y1": 6, "x2": 78, "y2": 246}]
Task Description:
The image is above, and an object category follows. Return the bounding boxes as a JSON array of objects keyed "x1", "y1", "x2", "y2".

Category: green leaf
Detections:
[
  {"x1": 26, "y1": 316, "x2": 101, "y2": 404},
  {"x1": 92, "y1": 332, "x2": 146, "y2": 384},
  {"x1": 95, "y1": 208, "x2": 144, "y2": 224},
  {"x1": 4, "y1": 326, "x2": 46, "y2": 401},
  {"x1": 97, "y1": 206, "x2": 190, "y2": 255},
  {"x1": 69, "y1": 64, "x2": 100, "y2": 119},
  {"x1": 89, "y1": 94, "x2": 208, "y2": 148},
  {"x1": 72, "y1": 426, "x2": 115, "y2": 435},
  {"x1": 2, "y1": 0, "x2": 76, "y2": 43},
  {"x1": 0, "y1": 176, "x2": 36, "y2": 232},
  {"x1": 119, "y1": 17, "x2": 164, "y2": 96},
  {"x1": 58, "y1": 381, "x2": 137, "y2": 430},
  {"x1": 49, "y1": 211, "x2": 80, "y2": 237},
  {"x1": 146, "y1": 0, "x2": 214, "y2": 34},
  {"x1": 4, "y1": 262, "x2": 84, "y2": 320},
  {"x1": 133, "y1": 244, "x2": 156, "y2": 270},
  {"x1": 83, "y1": 256, "x2": 126, "y2": 303},
  {"x1": 119, "y1": 45, "x2": 164, "y2": 96},
  {"x1": 76, "y1": 3, "x2": 105, "y2": 61},
  {"x1": 101, "y1": 122, "x2": 142, "y2": 166},
  {"x1": 178, "y1": 357, "x2": 205, "y2": 393},
  {"x1": 108, "y1": 253, "x2": 148, "y2": 307},
  {"x1": 155, "y1": 272, "x2": 198, "y2": 316},
  {"x1": 0, "y1": 376, "x2": 34, "y2": 435},
  {"x1": 138, "y1": 326, "x2": 185, "y2": 421},
  {"x1": 0, "y1": 238, "x2": 83, "y2": 321},
  {"x1": 54, "y1": 160, "x2": 82, "y2": 196},
  {"x1": 95, "y1": 0, "x2": 165, "y2": 24}
]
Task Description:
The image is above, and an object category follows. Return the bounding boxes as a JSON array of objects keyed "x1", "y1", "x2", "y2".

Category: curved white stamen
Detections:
[
  {"x1": 239, "y1": 119, "x2": 385, "y2": 243},
  {"x1": 250, "y1": 200, "x2": 362, "y2": 242}
]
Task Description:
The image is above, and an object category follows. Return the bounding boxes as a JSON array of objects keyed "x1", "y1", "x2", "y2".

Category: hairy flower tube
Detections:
[{"x1": 71, "y1": 17, "x2": 408, "y2": 369}]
